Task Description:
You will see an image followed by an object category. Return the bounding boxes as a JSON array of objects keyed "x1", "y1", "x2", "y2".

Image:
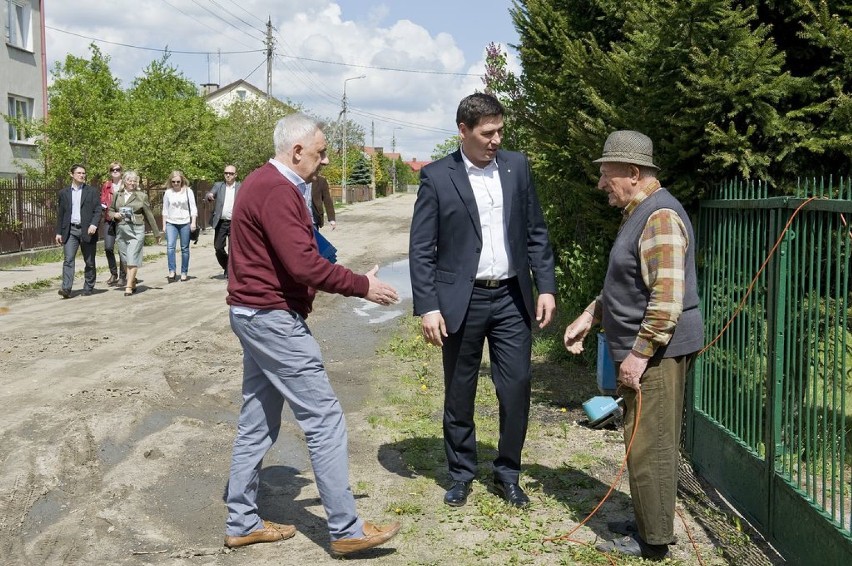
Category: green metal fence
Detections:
[{"x1": 687, "y1": 177, "x2": 852, "y2": 565}]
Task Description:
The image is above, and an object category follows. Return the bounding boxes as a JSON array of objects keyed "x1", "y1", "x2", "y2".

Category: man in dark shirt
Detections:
[
  {"x1": 222, "y1": 113, "x2": 401, "y2": 557},
  {"x1": 55, "y1": 164, "x2": 101, "y2": 298}
]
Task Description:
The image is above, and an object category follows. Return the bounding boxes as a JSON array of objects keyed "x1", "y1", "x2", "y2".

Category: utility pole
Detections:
[
  {"x1": 392, "y1": 127, "x2": 402, "y2": 194},
  {"x1": 265, "y1": 17, "x2": 274, "y2": 100},
  {"x1": 341, "y1": 75, "x2": 365, "y2": 205},
  {"x1": 370, "y1": 121, "x2": 376, "y2": 200}
]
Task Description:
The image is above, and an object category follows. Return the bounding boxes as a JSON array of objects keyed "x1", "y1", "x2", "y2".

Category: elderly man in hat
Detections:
[{"x1": 563, "y1": 130, "x2": 704, "y2": 560}]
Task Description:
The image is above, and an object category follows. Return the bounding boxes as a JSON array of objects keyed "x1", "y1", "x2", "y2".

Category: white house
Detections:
[
  {"x1": 1, "y1": 0, "x2": 46, "y2": 177},
  {"x1": 203, "y1": 79, "x2": 273, "y2": 116}
]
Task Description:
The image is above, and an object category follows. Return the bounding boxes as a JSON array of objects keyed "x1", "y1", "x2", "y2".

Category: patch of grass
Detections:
[
  {"x1": 370, "y1": 315, "x2": 723, "y2": 565},
  {"x1": 386, "y1": 500, "x2": 423, "y2": 516},
  {"x1": 14, "y1": 248, "x2": 65, "y2": 266},
  {"x1": 8, "y1": 278, "x2": 54, "y2": 292}
]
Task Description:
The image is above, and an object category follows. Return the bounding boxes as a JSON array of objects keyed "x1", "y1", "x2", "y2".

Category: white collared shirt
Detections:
[
  {"x1": 70, "y1": 184, "x2": 83, "y2": 225},
  {"x1": 222, "y1": 182, "x2": 237, "y2": 220},
  {"x1": 461, "y1": 149, "x2": 513, "y2": 280},
  {"x1": 268, "y1": 158, "x2": 311, "y2": 216}
]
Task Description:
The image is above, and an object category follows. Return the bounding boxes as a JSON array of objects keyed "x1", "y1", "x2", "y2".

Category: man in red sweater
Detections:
[{"x1": 222, "y1": 113, "x2": 401, "y2": 557}]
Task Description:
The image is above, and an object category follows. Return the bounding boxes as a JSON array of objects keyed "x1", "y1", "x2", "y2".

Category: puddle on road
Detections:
[{"x1": 352, "y1": 258, "x2": 411, "y2": 324}]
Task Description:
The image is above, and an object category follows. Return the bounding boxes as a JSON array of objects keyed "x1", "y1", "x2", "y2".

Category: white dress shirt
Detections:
[
  {"x1": 222, "y1": 182, "x2": 237, "y2": 220},
  {"x1": 461, "y1": 149, "x2": 514, "y2": 280}
]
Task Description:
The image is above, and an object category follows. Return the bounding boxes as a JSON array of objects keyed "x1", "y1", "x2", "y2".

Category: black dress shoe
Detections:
[
  {"x1": 494, "y1": 480, "x2": 530, "y2": 508},
  {"x1": 444, "y1": 481, "x2": 472, "y2": 507},
  {"x1": 58, "y1": 288, "x2": 71, "y2": 299},
  {"x1": 82, "y1": 289, "x2": 93, "y2": 296},
  {"x1": 596, "y1": 534, "x2": 669, "y2": 561}
]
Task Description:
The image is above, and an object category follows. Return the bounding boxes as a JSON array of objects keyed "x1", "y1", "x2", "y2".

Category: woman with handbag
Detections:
[
  {"x1": 109, "y1": 170, "x2": 162, "y2": 296},
  {"x1": 161, "y1": 170, "x2": 197, "y2": 282},
  {"x1": 100, "y1": 161, "x2": 127, "y2": 286}
]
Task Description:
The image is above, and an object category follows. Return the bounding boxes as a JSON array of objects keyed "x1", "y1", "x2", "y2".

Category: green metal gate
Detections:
[{"x1": 687, "y1": 178, "x2": 852, "y2": 565}]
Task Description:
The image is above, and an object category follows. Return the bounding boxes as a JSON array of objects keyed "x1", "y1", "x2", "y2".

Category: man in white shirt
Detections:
[
  {"x1": 206, "y1": 165, "x2": 240, "y2": 279},
  {"x1": 409, "y1": 93, "x2": 557, "y2": 508}
]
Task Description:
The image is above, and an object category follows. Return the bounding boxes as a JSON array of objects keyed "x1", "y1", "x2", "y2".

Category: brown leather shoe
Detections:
[
  {"x1": 223, "y1": 520, "x2": 296, "y2": 548},
  {"x1": 329, "y1": 521, "x2": 401, "y2": 557}
]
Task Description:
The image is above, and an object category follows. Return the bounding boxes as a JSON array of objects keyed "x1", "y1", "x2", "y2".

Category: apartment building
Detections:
[{"x1": 1, "y1": 0, "x2": 46, "y2": 177}]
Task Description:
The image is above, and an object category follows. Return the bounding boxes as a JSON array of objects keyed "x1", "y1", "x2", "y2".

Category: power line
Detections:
[
  {"x1": 224, "y1": 0, "x2": 269, "y2": 27},
  {"x1": 189, "y1": 0, "x2": 265, "y2": 43},
  {"x1": 210, "y1": 0, "x2": 265, "y2": 35},
  {"x1": 279, "y1": 53, "x2": 483, "y2": 77},
  {"x1": 159, "y1": 0, "x2": 258, "y2": 51},
  {"x1": 46, "y1": 25, "x2": 264, "y2": 55},
  {"x1": 242, "y1": 58, "x2": 267, "y2": 82}
]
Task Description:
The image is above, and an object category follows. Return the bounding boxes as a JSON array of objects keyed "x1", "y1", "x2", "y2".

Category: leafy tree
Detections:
[
  {"x1": 215, "y1": 98, "x2": 296, "y2": 176},
  {"x1": 371, "y1": 149, "x2": 389, "y2": 196},
  {"x1": 430, "y1": 135, "x2": 460, "y2": 160},
  {"x1": 123, "y1": 55, "x2": 221, "y2": 184},
  {"x1": 20, "y1": 44, "x2": 125, "y2": 183}
]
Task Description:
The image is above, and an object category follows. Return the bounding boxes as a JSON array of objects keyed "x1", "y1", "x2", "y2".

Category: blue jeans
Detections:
[{"x1": 165, "y1": 222, "x2": 190, "y2": 275}]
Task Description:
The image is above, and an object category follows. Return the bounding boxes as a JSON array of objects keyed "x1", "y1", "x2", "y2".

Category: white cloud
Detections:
[{"x1": 43, "y1": 0, "x2": 517, "y2": 161}]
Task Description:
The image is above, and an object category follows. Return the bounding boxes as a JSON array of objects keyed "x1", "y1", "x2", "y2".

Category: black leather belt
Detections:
[
  {"x1": 474, "y1": 277, "x2": 513, "y2": 289},
  {"x1": 70, "y1": 223, "x2": 81, "y2": 228}
]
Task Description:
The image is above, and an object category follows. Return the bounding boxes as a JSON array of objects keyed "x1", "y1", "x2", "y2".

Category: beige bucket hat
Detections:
[{"x1": 593, "y1": 130, "x2": 659, "y2": 170}]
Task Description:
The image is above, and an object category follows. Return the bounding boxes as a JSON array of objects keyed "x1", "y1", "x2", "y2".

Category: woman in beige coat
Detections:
[{"x1": 109, "y1": 170, "x2": 161, "y2": 296}]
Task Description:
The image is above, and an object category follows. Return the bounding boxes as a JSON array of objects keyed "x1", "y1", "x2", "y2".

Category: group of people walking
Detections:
[{"x1": 54, "y1": 163, "x2": 220, "y2": 297}]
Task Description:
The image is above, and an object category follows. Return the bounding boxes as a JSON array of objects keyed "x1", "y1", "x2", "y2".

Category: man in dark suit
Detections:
[
  {"x1": 55, "y1": 164, "x2": 101, "y2": 298},
  {"x1": 310, "y1": 174, "x2": 336, "y2": 229},
  {"x1": 409, "y1": 93, "x2": 557, "y2": 508},
  {"x1": 205, "y1": 165, "x2": 241, "y2": 279}
]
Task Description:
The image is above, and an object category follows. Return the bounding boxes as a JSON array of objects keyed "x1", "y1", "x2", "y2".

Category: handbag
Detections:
[{"x1": 185, "y1": 190, "x2": 200, "y2": 243}]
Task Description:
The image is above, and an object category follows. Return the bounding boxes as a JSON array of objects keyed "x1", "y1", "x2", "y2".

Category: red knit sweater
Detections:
[{"x1": 226, "y1": 162, "x2": 368, "y2": 317}]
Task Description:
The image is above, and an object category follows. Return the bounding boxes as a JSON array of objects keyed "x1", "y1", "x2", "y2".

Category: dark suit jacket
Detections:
[
  {"x1": 207, "y1": 180, "x2": 241, "y2": 227},
  {"x1": 311, "y1": 176, "x2": 336, "y2": 227},
  {"x1": 55, "y1": 184, "x2": 102, "y2": 243},
  {"x1": 409, "y1": 149, "x2": 556, "y2": 334}
]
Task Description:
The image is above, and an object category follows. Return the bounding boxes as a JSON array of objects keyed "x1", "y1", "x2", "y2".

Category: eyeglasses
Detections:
[
  {"x1": 171, "y1": 180, "x2": 182, "y2": 184},
  {"x1": 110, "y1": 167, "x2": 122, "y2": 172},
  {"x1": 224, "y1": 171, "x2": 236, "y2": 176}
]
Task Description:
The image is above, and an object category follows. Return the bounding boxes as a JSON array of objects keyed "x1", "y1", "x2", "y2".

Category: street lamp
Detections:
[
  {"x1": 392, "y1": 127, "x2": 402, "y2": 194},
  {"x1": 341, "y1": 74, "x2": 366, "y2": 205}
]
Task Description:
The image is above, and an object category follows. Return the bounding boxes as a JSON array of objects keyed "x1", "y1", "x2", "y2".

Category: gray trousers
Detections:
[
  {"x1": 62, "y1": 225, "x2": 97, "y2": 292},
  {"x1": 225, "y1": 307, "x2": 363, "y2": 540}
]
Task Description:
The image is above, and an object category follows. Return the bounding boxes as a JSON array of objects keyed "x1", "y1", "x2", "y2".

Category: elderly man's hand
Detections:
[
  {"x1": 364, "y1": 265, "x2": 399, "y2": 306},
  {"x1": 618, "y1": 351, "x2": 649, "y2": 391},
  {"x1": 563, "y1": 311, "x2": 593, "y2": 354}
]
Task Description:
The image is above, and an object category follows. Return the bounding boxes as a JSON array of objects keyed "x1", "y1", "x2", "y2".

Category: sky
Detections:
[{"x1": 44, "y1": 0, "x2": 522, "y2": 162}]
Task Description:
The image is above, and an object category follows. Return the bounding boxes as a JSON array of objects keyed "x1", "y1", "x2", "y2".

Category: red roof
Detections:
[{"x1": 406, "y1": 159, "x2": 430, "y2": 172}]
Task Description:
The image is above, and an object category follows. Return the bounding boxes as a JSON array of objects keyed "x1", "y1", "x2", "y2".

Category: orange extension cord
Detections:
[{"x1": 544, "y1": 196, "x2": 823, "y2": 564}]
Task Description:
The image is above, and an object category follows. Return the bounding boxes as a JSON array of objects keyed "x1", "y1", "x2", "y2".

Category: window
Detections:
[
  {"x1": 5, "y1": 0, "x2": 32, "y2": 51},
  {"x1": 7, "y1": 95, "x2": 33, "y2": 142},
  {"x1": 236, "y1": 89, "x2": 246, "y2": 101}
]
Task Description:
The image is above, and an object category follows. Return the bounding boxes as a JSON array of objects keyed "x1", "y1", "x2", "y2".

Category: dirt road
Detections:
[{"x1": 0, "y1": 193, "x2": 416, "y2": 565}]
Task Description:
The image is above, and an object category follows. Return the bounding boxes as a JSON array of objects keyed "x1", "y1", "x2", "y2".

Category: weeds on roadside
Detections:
[{"x1": 367, "y1": 315, "x2": 690, "y2": 565}]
